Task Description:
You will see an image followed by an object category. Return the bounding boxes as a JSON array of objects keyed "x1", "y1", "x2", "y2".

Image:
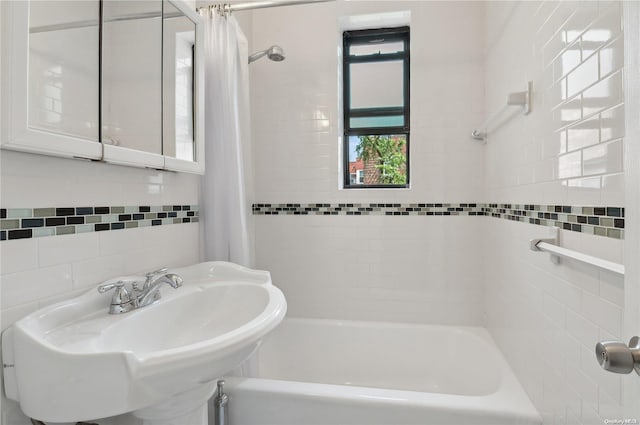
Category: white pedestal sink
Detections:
[{"x1": 2, "y1": 261, "x2": 287, "y2": 425}]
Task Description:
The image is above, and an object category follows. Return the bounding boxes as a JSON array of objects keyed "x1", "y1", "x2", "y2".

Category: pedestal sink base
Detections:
[{"x1": 133, "y1": 383, "x2": 216, "y2": 425}]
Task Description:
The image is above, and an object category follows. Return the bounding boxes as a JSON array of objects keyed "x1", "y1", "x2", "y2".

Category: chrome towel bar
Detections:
[
  {"x1": 530, "y1": 232, "x2": 624, "y2": 276},
  {"x1": 472, "y1": 81, "x2": 533, "y2": 142}
]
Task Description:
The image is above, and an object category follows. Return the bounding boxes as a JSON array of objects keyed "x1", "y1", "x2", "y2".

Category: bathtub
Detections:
[{"x1": 224, "y1": 318, "x2": 541, "y2": 425}]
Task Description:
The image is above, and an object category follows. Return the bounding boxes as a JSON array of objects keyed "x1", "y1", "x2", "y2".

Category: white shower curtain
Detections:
[{"x1": 200, "y1": 9, "x2": 254, "y2": 267}]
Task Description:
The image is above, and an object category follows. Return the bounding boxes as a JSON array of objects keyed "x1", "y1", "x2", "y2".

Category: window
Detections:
[{"x1": 343, "y1": 26, "x2": 410, "y2": 188}]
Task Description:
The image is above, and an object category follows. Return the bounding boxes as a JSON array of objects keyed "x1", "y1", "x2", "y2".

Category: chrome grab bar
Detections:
[{"x1": 530, "y1": 229, "x2": 624, "y2": 275}]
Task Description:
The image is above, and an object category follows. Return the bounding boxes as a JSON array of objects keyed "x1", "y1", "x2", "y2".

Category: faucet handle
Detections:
[
  {"x1": 97, "y1": 281, "x2": 125, "y2": 293},
  {"x1": 97, "y1": 281, "x2": 130, "y2": 304},
  {"x1": 145, "y1": 267, "x2": 168, "y2": 279}
]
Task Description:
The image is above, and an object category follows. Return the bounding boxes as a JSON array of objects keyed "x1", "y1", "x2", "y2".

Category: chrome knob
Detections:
[{"x1": 595, "y1": 337, "x2": 640, "y2": 375}]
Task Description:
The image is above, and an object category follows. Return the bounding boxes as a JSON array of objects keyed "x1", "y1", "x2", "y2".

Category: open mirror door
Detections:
[
  {"x1": 163, "y1": 0, "x2": 204, "y2": 173},
  {"x1": 1, "y1": 1, "x2": 102, "y2": 160},
  {"x1": 101, "y1": 0, "x2": 165, "y2": 169}
]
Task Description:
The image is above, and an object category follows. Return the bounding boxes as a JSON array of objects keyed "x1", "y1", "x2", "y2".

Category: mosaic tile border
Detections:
[
  {"x1": 482, "y1": 204, "x2": 624, "y2": 239},
  {"x1": 252, "y1": 203, "x2": 625, "y2": 240},
  {"x1": 0, "y1": 205, "x2": 199, "y2": 241}
]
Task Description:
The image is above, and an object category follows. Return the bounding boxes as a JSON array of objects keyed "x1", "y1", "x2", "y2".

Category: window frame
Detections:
[{"x1": 342, "y1": 26, "x2": 410, "y2": 189}]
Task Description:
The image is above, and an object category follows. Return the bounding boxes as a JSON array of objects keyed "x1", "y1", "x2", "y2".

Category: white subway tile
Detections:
[
  {"x1": 565, "y1": 307, "x2": 599, "y2": 349},
  {"x1": 0, "y1": 238, "x2": 38, "y2": 275},
  {"x1": 71, "y1": 254, "x2": 127, "y2": 290},
  {"x1": 567, "y1": 54, "x2": 599, "y2": 98},
  {"x1": 567, "y1": 114, "x2": 599, "y2": 151},
  {"x1": 540, "y1": 2, "x2": 576, "y2": 63},
  {"x1": 582, "y1": 405, "x2": 604, "y2": 425},
  {"x1": 542, "y1": 131, "x2": 567, "y2": 159},
  {"x1": 565, "y1": 363, "x2": 598, "y2": 408},
  {"x1": 558, "y1": 151, "x2": 582, "y2": 179},
  {"x1": 533, "y1": 158, "x2": 556, "y2": 183},
  {"x1": 598, "y1": 387, "x2": 624, "y2": 420},
  {"x1": 554, "y1": 256, "x2": 600, "y2": 296},
  {"x1": 545, "y1": 80, "x2": 566, "y2": 108},
  {"x1": 0, "y1": 175, "x2": 71, "y2": 208},
  {"x1": 553, "y1": 95, "x2": 582, "y2": 130},
  {"x1": 1, "y1": 264, "x2": 73, "y2": 309},
  {"x1": 561, "y1": 2, "x2": 599, "y2": 45},
  {"x1": 565, "y1": 408, "x2": 581, "y2": 425},
  {"x1": 37, "y1": 287, "x2": 87, "y2": 309},
  {"x1": 600, "y1": 173, "x2": 624, "y2": 205},
  {"x1": 38, "y1": 232, "x2": 100, "y2": 267},
  {"x1": 582, "y1": 70, "x2": 623, "y2": 116},
  {"x1": 582, "y1": 226, "x2": 623, "y2": 264},
  {"x1": 599, "y1": 327, "x2": 619, "y2": 343},
  {"x1": 582, "y1": 1, "x2": 621, "y2": 54},
  {"x1": 599, "y1": 104, "x2": 624, "y2": 143},
  {"x1": 581, "y1": 290, "x2": 622, "y2": 337},
  {"x1": 553, "y1": 41, "x2": 581, "y2": 81},
  {"x1": 583, "y1": 139, "x2": 623, "y2": 176},
  {"x1": 566, "y1": 176, "x2": 602, "y2": 205},
  {"x1": 599, "y1": 36, "x2": 623, "y2": 78},
  {"x1": 542, "y1": 292, "x2": 566, "y2": 327},
  {"x1": 543, "y1": 29, "x2": 567, "y2": 67},
  {"x1": 99, "y1": 227, "x2": 146, "y2": 257},
  {"x1": 598, "y1": 270, "x2": 623, "y2": 307},
  {"x1": 539, "y1": 180, "x2": 569, "y2": 204}
]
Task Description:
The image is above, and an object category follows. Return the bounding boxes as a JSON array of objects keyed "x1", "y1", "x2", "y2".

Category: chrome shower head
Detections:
[
  {"x1": 249, "y1": 45, "x2": 286, "y2": 63},
  {"x1": 266, "y1": 45, "x2": 285, "y2": 61}
]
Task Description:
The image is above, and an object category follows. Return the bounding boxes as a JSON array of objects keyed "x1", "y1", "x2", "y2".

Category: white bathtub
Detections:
[{"x1": 224, "y1": 318, "x2": 541, "y2": 425}]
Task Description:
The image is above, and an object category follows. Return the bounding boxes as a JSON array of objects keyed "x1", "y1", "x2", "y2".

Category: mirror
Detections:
[
  {"x1": 163, "y1": 2, "x2": 196, "y2": 162},
  {"x1": 28, "y1": 1, "x2": 100, "y2": 142},
  {"x1": 2, "y1": 0, "x2": 203, "y2": 172},
  {"x1": 102, "y1": 0, "x2": 163, "y2": 155}
]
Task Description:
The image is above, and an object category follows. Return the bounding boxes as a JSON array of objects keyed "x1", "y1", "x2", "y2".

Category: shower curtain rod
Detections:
[{"x1": 197, "y1": 0, "x2": 335, "y2": 13}]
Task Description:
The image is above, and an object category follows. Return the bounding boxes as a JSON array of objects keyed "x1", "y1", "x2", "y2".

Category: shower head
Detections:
[{"x1": 249, "y1": 45, "x2": 286, "y2": 64}]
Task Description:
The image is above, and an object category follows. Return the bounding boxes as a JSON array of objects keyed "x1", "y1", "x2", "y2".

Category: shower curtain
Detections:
[{"x1": 200, "y1": 9, "x2": 254, "y2": 267}]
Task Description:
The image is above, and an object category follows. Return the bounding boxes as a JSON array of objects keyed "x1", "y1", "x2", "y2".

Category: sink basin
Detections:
[{"x1": 2, "y1": 261, "x2": 287, "y2": 423}]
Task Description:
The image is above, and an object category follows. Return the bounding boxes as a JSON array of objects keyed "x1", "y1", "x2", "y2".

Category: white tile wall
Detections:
[
  {"x1": 248, "y1": 0, "x2": 485, "y2": 205},
  {"x1": 484, "y1": 2, "x2": 625, "y2": 424},
  {"x1": 254, "y1": 214, "x2": 484, "y2": 325},
  {"x1": 0, "y1": 151, "x2": 201, "y2": 425},
  {"x1": 485, "y1": 219, "x2": 624, "y2": 424},
  {"x1": 248, "y1": 1, "x2": 486, "y2": 324}
]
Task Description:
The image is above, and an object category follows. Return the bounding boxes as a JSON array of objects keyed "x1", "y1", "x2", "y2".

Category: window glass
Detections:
[
  {"x1": 349, "y1": 41, "x2": 404, "y2": 56},
  {"x1": 343, "y1": 26, "x2": 410, "y2": 188},
  {"x1": 349, "y1": 115, "x2": 404, "y2": 129},
  {"x1": 347, "y1": 135, "x2": 407, "y2": 186},
  {"x1": 349, "y1": 61, "x2": 404, "y2": 109}
]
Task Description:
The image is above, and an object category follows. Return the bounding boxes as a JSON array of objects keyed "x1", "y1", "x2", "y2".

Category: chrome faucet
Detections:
[
  {"x1": 97, "y1": 281, "x2": 134, "y2": 314},
  {"x1": 97, "y1": 267, "x2": 183, "y2": 314},
  {"x1": 138, "y1": 272, "x2": 183, "y2": 307}
]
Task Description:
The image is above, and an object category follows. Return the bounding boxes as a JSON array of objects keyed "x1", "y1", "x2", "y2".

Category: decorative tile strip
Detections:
[
  {"x1": 253, "y1": 203, "x2": 484, "y2": 216},
  {"x1": 0, "y1": 205, "x2": 199, "y2": 241},
  {"x1": 482, "y1": 204, "x2": 624, "y2": 239},
  {"x1": 252, "y1": 203, "x2": 624, "y2": 239}
]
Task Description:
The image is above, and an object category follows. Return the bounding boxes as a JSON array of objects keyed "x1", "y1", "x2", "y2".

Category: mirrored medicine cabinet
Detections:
[{"x1": 1, "y1": 0, "x2": 204, "y2": 174}]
